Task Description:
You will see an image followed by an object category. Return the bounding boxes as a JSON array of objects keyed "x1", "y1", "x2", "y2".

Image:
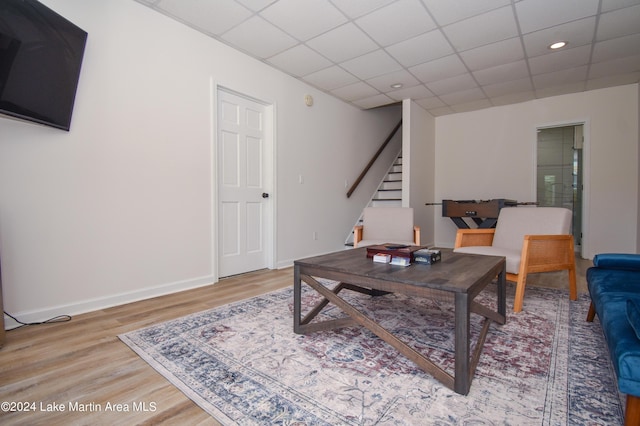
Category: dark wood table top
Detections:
[{"x1": 294, "y1": 247, "x2": 505, "y2": 295}]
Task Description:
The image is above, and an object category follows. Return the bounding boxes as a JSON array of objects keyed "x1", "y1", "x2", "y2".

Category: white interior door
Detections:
[{"x1": 218, "y1": 89, "x2": 271, "y2": 277}]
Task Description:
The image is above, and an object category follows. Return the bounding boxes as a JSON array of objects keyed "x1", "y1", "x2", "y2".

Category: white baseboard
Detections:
[
  {"x1": 3, "y1": 275, "x2": 218, "y2": 330},
  {"x1": 276, "y1": 260, "x2": 294, "y2": 269}
]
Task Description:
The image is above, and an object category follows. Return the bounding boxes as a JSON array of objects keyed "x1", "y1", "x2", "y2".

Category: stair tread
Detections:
[{"x1": 345, "y1": 150, "x2": 403, "y2": 246}]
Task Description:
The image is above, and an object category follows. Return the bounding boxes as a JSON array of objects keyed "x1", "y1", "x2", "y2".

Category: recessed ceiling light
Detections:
[
  {"x1": 548, "y1": 41, "x2": 568, "y2": 50},
  {"x1": 390, "y1": 83, "x2": 403, "y2": 89}
]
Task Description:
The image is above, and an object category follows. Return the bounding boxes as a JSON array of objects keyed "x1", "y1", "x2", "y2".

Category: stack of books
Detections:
[{"x1": 367, "y1": 245, "x2": 441, "y2": 266}]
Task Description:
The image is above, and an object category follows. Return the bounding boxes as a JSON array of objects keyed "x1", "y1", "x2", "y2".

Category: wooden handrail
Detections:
[{"x1": 346, "y1": 119, "x2": 402, "y2": 198}]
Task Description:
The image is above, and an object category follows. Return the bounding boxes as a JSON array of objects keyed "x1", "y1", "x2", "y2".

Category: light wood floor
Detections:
[
  {"x1": 0, "y1": 257, "x2": 591, "y2": 425},
  {"x1": 0, "y1": 268, "x2": 292, "y2": 426}
]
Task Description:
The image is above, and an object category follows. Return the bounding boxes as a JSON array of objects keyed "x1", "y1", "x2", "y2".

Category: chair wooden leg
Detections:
[
  {"x1": 513, "y1": 273, "x2": 527, "y2": 313},
  {"x1": 568, "y1": 265, "x2": 578, "y2": 301},
  {"x1": 625, "y1": 394, "x2": 640, "y2": 426},
  {"x1": 586, "y1": 301, "x2": 596, "y2": 322}
]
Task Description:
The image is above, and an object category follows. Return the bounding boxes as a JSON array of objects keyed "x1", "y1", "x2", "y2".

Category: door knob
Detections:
[{"x1": 262, "y1": 192, "x2": 269, "y2": 198}]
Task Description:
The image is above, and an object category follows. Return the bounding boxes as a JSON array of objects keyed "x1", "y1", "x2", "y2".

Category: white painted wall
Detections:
[
  {"x1": 0, "y1": 0, "x2": 400, "y2": 326},
  {"x1": 435, "y1": 84, "x2": 639, "y2": 258},
  {"x1": 403, "y1": 100, "x2": 436, "y2": 246}
]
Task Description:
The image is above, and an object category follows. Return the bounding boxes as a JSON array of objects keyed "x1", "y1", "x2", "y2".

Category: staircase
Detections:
[
  {"x1": 345, "y1": 152, "x2": 404, "y2": 246},
  {"x1": 370, "y1": 154, "x2": 403, "y2": 207}
]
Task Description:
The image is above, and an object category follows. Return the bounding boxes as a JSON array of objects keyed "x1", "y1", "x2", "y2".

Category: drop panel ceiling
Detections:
[{"x1": 137, "y1": 0, "x2": 640, "y2": 116}]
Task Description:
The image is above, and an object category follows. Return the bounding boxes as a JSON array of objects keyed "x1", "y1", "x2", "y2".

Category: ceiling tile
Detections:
[
  {"x1": 482, "y1": 77, "x2": 533, "y2": 97},
  {"x1": 409, "y1": 54, "x2": 467, "y2": 83},
  {"x1": 597, "y1": 4, "x2": 640, "y2": 41},
  {"x1": 355, "y1": 0, "x2": 436, "y2": 47},
  {"x1": 592, "y1": 33, "x2": 640, "y2": 63},
  {"x1": 351, "y1": 93, "x2": 396, "y2": 109},
  {"x1": 442, "y1": 6, "x2": 518, "y2": 51},
  {"x1": 587, "y1": 72, "x2": 640, "y2": 90},
  {"x1": 473, "y1": 60, "x2": 529, "y2": 85},
  {"x1": 386, "y1": 30, "x2": 454, "y2": 67},
  {"x1": 260, "y1": 0, "x2": 347, "y2": 40},
  {"x1": 522, "y1": 17, "x2": 596, "y2": 58},
  {"x1": 267, "y1": 45, "x2": 332, "y2": 77},
  {"x1": 306, "y1": 23, "x2": 378, "y2": 63},
  {"x1": 528, "y1": 45, "x2": 591, "y2": 75},
  {"x1": 459, "y1": 37, "x2": 524, "y2": 71},
  {"x1": 589, "y1": 55, "x2": 640, "y2": 79},
  {"x1": 341, "y1": 49, "x2": 403, "y2": 80},
  {"x1": 221, "y1": 16, "x2": 298, "y2": 58},
  {"x1": 330, "y1": 0, "x2": 397, "y2": 19},
  {"x1": 427, "y1": 73, "x2": 478, "y2": 96},
  {"x1": 440, "y1": 87, "x2": 487, "y2": 105},
  {"x1": 415, "y1": 96, "x2": 446, "y2": 109},
  {"x1": 601, "y1": 0, "x2": 640, "y2": 13},
  {"x1": 427, "y1": 106, "x2": 455, "y2": 116},
  {"x1": 515, "y1": 0, "x2": 599, "y2": 34},
  {"x1": 331, "y1": 81, "x2": 379, "y2": 101},
  {"x1": 302, "y1": 66, "x2": 359, "y2": 90},
  {"x1": 533, "y1": 66, "x2": 588, "y2": 90},
  {"x1": 234, "y1": 0, "x2": 277, "y2": 12},
  {"x1": 156, "y1": 0, "x2": 252, "y2": 35},
  {"x1": 451, "y1": 98, "x2": 493, "y2": 113},
  {"x1": 536, "y1": 81, "x2": 587, "y2": 98},
  {"x1": 387, "y1": 84, "x2": 433, "y2": 101},
  {"x1": 366, "y1": 70, "x2": 421, "y2": 92},
  {"x1": 421, "y1": 0, "x2": 511, "y2": 26},
  {"x1": 489, "y1": 90, "x2": 536, "y2": 106}
]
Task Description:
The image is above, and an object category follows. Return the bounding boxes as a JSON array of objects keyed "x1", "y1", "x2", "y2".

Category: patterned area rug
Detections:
[{"x1": 120, "y1": 281, "x2": 624, "y2": 425}]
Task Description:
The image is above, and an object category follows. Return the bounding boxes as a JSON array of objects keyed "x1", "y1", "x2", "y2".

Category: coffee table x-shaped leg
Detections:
[{"x1": 293, "y1": 265, "x2": 506, "y2": 395}]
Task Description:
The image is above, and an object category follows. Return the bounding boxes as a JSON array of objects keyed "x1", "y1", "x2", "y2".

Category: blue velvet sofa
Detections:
[{"x1": 587, "y1": 253, "x2": 640, "y2": 426}]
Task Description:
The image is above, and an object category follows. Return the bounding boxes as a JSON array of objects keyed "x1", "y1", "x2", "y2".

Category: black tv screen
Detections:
[{"x1": 0, "y1": 0, "x2": 87, "y2": 131}]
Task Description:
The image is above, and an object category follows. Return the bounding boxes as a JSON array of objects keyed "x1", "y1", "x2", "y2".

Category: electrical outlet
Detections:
[{"x1": 313, "y1": 232, "x2": 318, "y2": 240}]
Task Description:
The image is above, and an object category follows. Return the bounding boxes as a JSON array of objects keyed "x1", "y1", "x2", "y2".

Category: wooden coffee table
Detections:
[{"x1": 293, "y1": 248, "x2": 506, "y2": 395}]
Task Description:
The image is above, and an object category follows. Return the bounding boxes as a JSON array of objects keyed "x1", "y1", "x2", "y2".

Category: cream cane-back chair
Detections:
[
  {"x1": 454, "y1": 207, "x2": 577, "y2": 312},
  {"x1": 353, "y1": 207, "x2": 420, "y2": 248}
]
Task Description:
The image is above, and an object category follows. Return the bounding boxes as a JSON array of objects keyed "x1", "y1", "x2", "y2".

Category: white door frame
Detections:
[
  {"x1": 212, "y1": 82, "x2": 276, "y2": 280},
  {"x1": 534, "y1": 118, "x2": 590, "y2": 259}
]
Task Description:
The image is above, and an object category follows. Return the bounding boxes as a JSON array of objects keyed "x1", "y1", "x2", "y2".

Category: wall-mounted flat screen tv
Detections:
[{"x1": 0, "y1": 0, "x2": 87, "y2": 131}]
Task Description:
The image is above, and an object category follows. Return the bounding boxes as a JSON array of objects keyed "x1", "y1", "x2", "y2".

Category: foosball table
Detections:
[{"x1": 427, "y1": 199, "x2": 530, "y2": 229}]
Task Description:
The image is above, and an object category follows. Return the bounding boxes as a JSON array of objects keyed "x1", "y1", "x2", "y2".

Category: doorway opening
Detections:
[{"x1": 536, "y1": 124, "x2": 583, "y2": 252}]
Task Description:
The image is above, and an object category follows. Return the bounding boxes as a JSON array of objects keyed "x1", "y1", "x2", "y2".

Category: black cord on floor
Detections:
[{"x1": 4, "y1": 311, "x2": 72, "y2": 330}]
